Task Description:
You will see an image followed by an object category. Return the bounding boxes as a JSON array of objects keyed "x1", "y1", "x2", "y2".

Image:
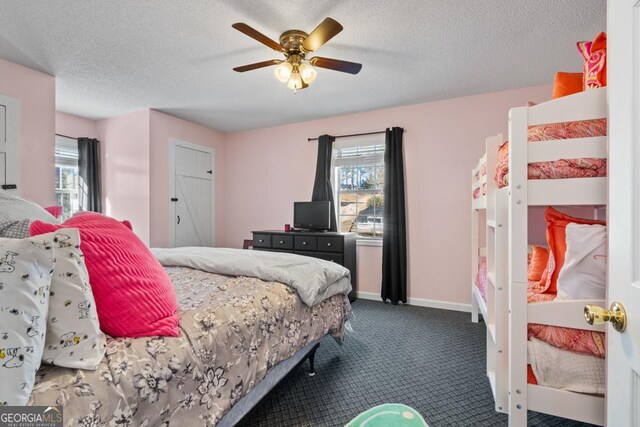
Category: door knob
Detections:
[{"x1": 584, "y1": 302, "x2": 627, "y2": 332}]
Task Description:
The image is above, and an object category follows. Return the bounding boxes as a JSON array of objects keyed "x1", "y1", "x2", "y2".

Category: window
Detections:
[
  {"x1": 333, "y1": 140, "x2": 385, "y2": 241},
  {"x1": 55, "y1": 135, "x2": 80, "y2": 220}
]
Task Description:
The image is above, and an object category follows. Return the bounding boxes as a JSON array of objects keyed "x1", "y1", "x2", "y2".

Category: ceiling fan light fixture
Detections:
[
  {"x1": 274, "y1": 61, "x2": 293, "y2": 82},
  {"x1": 299, "y1": 62, "x2": 317, "y2": 84}
]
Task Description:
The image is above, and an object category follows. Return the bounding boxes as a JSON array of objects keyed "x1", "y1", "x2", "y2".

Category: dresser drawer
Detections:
[
  {"x1": 298, "y1": 251, "x2": 343, "y2": 265},
  {"x1": 271, "y1": 235, "x2": 293, "y2": 250},
  {"x1": 318, "y1": 236, "x2": 343, "y2": 252},
  {"x1": 253, "y1": 234, "x2": 271, "y2": 248},
  {"x1": 295, "y1": 236, "x2": 317, "y2": 251}
]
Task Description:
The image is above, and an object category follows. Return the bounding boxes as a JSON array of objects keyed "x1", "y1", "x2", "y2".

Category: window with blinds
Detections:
[
  {"x1": 333, "y1": 142, "x2": 385, "y2": 240},
  {"x1": 55, "y1": 135, "x2": 80, "y2": 219}
]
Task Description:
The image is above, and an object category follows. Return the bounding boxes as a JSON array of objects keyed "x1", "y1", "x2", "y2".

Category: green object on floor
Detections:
[{"x1": 346, "y1": 403, "x2": 429, "y2": 427}]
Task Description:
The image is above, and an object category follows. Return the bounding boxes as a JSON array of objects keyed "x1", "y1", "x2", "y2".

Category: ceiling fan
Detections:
[{"x1": 232, "y1": 18, "x2": 362, "y2": 91}]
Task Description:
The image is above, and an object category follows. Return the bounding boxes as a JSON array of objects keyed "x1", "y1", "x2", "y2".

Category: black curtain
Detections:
[
  {"x1": 311, "y1": 134, "x2": 338, "y2": 231},
  {"x1": 381, "y1": 127, "x2": 407, "y2": 304},
  {"x1": 77, "y1": 137, "x2": 102, "y2": 213}
]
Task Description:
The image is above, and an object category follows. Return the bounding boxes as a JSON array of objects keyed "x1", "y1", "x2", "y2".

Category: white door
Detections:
[
  {"x1": 606, "y1": 1, "x2": 640, "y2": 425},
  {"x1": 170, "y1": 141, "x2": 214, "y2": 247},
  {"x1": 0, "y1": 94, "x2": 20, "y2": 195}
]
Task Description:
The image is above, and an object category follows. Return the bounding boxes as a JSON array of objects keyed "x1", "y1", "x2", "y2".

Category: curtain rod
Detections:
[
  {"x1": 307, "y1": 130, "x2": 387, "y2": 142},
  {"x1": 55, "y1": 133, "x2": 77, "y2": 140}
]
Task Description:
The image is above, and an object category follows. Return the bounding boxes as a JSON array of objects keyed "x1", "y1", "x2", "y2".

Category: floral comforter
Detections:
[{"x1": 29, "y1": 267, "x2": 352, "y2": 426}]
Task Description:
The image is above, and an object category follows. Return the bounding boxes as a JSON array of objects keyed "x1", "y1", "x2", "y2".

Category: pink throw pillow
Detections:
[
  {"x1": 44, "y1": 205, "x2": 63, "y2": 219},
  {"x1": 30, "y1": 212, "x2": 179, "y2": 337},
  {"x1": 577, "y1": 32, "x2": 607, "y2": 90}
]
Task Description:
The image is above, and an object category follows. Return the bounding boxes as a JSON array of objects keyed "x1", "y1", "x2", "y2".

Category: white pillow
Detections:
[
  {"x1": 556, "y1": 223, "x2": 607, "y2": 300},
  {"x1": 41, "y1": 228, "x2": 106, "y2": 369},
  {"x1": 0, "y1": 233, "x2": 56, "y2": 405},
  {"x1": 0, "y1": 192, "x2": 59, "y2": 224}
]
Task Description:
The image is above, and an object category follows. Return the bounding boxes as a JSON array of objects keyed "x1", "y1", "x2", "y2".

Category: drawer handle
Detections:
[
  {"x1": 259, "y1": 239, "x2": 264, "y2": 243},
  {"x1": 302, "y1": 241, "x2": 307, "y2": 245},
  {"x1": 327, "y1": 242, "x2": 332, "y2": 247},
  {"x1": 279, "y1": 240, "x2": 284, "y2": 244}
]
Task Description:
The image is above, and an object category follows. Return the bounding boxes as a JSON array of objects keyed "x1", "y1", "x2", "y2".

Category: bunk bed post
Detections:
[
  {"x1": 471, "y1": 168, "x2": 480, "y2": 323},
  {"x1": 507, "y1": 107, "x2": 529, "y2": 426},
  {"x1": 494, "y1": 187, "x2": 509, "y2": 414}
]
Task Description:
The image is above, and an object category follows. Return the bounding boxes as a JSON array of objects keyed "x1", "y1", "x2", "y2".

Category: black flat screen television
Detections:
[{"x1": 293, "y1": 201, "x2": 331, "y2": 231}]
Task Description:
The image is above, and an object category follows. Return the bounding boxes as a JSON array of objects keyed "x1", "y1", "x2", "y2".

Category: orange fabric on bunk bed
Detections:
[{"x1": 552, "y1": 72, "x2": 584, "y2": 99}]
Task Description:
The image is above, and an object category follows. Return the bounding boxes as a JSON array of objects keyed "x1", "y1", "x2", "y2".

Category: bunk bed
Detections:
[
  {"x1": 471, "y1": 135, "x2": 508, "y2": 413},
  {"x1": 505, "y1": 87, "x2": 608, "y2": 426}
]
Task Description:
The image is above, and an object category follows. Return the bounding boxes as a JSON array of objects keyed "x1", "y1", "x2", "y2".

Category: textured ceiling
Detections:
[{"x1": 0, "y1": 1, "x2": 605, "y2": 132}]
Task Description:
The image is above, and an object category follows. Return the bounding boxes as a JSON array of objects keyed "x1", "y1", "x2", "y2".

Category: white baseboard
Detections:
[{"x1": 356, "y1": 291, "x2": 471, "y2": 313}]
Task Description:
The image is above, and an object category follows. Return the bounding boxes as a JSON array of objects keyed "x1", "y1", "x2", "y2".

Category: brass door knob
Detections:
[{"x1": 584, "y1": 302, "x2": 627, "y2": 332}]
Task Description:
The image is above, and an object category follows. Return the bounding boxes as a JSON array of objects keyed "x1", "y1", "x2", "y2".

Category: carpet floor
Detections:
[{"x1": 238, "y1": 299, "x2": 596, "y2": 427}]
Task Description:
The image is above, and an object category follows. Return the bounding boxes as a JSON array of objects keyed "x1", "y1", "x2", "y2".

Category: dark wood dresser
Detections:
[{"x1": 251, "y1": 230, "x2": 357, "y2": 301}]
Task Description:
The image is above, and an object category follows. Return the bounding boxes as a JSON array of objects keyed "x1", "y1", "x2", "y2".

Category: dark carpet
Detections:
[{"x1": 238, "y1": 299, "x2": 595, "y2": 427}]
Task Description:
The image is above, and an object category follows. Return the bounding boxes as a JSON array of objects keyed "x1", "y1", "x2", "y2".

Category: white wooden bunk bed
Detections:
[
  {"x1": 506, "y1": 87, "x2": 608, "y2": 426},
  {"x1": 471, "y1": 135, "x2": 508, "y2": 413}
]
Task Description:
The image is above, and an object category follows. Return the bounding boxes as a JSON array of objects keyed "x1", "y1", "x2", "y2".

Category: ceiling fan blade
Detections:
[
  {"x1": 233, "y1": 59, "x2": 282, "y2": 72},
  {"x1": 309, "y1": 56, "x2": 362, "y2": 74},
  {"x1": 302, "y1": 18, "x2": 343, "y2": 52},
  {"x1": 232, "y1": 23, "x2": 284, "y2": 52}
]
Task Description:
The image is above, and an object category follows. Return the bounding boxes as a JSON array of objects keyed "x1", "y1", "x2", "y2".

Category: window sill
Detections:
[{"x1": 357, "y1": 239, "x2": 383, "y2": 247}]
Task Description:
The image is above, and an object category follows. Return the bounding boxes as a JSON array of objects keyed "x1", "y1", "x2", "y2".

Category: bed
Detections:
[
  {"x1": 0, "y1": 200, "x2": 354, "y2": 426},
  {"x1": 29, "y1": 264, "x2": 352, "y2": 426},
  {"x1": 506, "y1": 87, "x2": 608, "y2": 425}
]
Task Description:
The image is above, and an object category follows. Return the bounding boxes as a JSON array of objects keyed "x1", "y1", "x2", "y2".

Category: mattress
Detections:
[
  {"x1": 494, "y1": 118, "x2": 607, "y2": 189},
  {"x1": 29, "y1": 267, "x2": 351, "y2": 426}
]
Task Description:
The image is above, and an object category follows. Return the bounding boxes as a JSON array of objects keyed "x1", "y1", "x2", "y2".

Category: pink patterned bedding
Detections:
[
  {"x1": 472, "y1": 183, "x2": 487, "y2": 199},
  {"x1": 527, "y1": 282, "x2": 605, "y2": 358},
  {"x1": 472, "y1": 160, "x2": 487, "y2": 199},
  {"x1": 493, "y1": 118, "x2": 607, "y2": 188},
  {"x1": 495, "y1": 158, "x2": 606, "y2": 188},
  {"x1": 475, "y1": 257, "x2": 487, "y2": 302}
]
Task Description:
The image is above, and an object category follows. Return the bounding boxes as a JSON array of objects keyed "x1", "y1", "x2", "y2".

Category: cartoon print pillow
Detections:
[
  {"x1": 41, "y1": 228, "x2": 106, "y2": 370},
  {"x1": 0, "y1": 233, "x2": 56, "y2": 406}
]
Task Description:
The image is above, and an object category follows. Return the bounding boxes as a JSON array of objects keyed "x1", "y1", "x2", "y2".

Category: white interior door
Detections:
[
  {"x1": 0, "y1": 94, "x2": 20, "y2": 195},
  {"x1": 171, "y1": 142, "x2": 214, "y2": 247},
  {"x1": 606, "y1": 1, "x2": 640, "y2": 425}
]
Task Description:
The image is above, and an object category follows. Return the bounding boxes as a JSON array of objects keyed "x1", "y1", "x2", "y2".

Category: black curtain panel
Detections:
[
  {"x1": 382, "y1": 127, "x2": 407, "y2": 304},
  {"x1": 311, "y1": 134, "x2": 338, "y2": 232},
  {"x1": 77, "y1": 137, "x2": 102, "y2": 213}
]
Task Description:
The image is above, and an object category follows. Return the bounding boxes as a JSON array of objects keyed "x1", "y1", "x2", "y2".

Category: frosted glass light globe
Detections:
[
  {"x1": 274, "y1": 62, "x2": 293, "y2": 82},
  {"x1": 299, "y1": 63, "x2": 317, "y2": 83}
]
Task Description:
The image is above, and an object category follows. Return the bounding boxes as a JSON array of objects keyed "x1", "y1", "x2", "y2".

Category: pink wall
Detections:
[
  {"x1": 149, "y1": 110, "x2": 226, "y2": 248},
  {"x1": 223, "y1": 85, "x2": 553, "y2": 305},
  {"x1": 0, "y1": 59, "x2": 55, "y2": 205},
  {"x1": 96, "y1": 110, "x2": 151, "y2": 243},
  {"x1": 56, "y1": 111, "x2": 99, "y2": 139}
]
